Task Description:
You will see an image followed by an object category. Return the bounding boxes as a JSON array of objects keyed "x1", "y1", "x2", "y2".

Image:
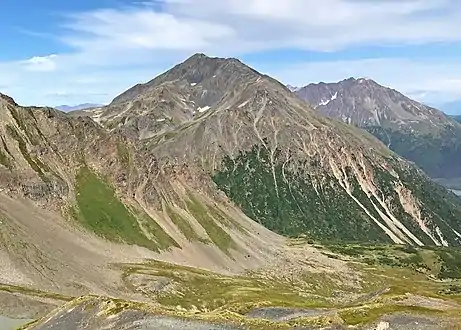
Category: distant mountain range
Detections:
[
  {"x1": 294, "y1": 78, "x2": 461, "y2": 183},
  {"x1": 55, "y1": 103, "x2": 103, "y2": 112}
]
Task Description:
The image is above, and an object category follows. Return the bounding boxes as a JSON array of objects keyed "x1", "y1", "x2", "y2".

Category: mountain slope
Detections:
[
  {"x1": 295, "y1": 78, "x2": 461, "y2": 181},
  {"x1": 4, "y1": 56, "x2": 461, "y2": 328},
  {"x1": 0, "y1": 91, "x2": 284, "y2": 302},
  {"x1": 81, "y1": 54, "x2": 461, "y2": 248}
]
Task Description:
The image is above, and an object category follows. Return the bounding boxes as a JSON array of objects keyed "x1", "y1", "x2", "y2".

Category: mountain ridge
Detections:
[
  {"x1": 4, "y1": 53, "x2": 461, "y2": 328},
  {"x1": 294, "y1": 77, "x2": 461, "y2": 180},
  {"x1": 72, "y1": 53, "x2": 461, "y2": 248}
]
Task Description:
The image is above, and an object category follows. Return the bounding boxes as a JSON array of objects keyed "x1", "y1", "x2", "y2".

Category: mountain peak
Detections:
[
  {"x1": 0, "y1": 92, "x2": 18, "y2": 106},
  {"x1": 110, "y1": 53, "x2": 259, "y2": 104}
]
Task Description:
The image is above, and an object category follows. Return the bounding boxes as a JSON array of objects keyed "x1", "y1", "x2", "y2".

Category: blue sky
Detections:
[{"x1": 1, "y1": 0, "x2": 461, "y2": 113}]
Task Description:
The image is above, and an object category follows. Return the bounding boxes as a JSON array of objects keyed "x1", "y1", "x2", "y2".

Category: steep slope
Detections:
[
  {"x1": 0, "y1": 91, "x2": 285, "y2": 303},
  {"x1": 294, "y1": 78, "x2": 461, "y2": 181},
  {"x1": 92, "y1": 54, "x2": 461, "y2": 248}
]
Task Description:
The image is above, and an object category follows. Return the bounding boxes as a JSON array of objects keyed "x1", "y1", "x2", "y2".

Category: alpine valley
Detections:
[{"x1": 2, "y1": 54, "x2": 461, "y2": 330}]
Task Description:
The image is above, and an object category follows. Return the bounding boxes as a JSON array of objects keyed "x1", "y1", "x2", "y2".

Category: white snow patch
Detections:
[
  {"x1": 436, "y1": 227, "x2": 449, "y2": 247},
  {"x1": 318, "y1": 92, "x2": 338, "y2": 106},
  {"x1": 198, "y1": 106, "x2": 210, "y2": 113},
  {"x1": 156, "y1": 118, "x2": 166, "y2": 122},
  {"x1": 190, "y1": 83, "x2": 197, "y2": 86},
  {"x1": 318, "y1": 99, "x2": 331, "y2": 106}
]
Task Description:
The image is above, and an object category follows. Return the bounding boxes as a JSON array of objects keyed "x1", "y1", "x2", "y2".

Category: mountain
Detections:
[
  {"x1": 77, "y1": 55, "x2": 461, "y2": 247},
  {"x1": 286, "y1": 84, "x2": 300, "y2": 92},
  {"x1": 4, "y1": 56, "x2": 461, "y2": 328},
  {"x1": 295, "y1": 78, "x2": 461, "y2": 182},
  {"x1": 55, "y1": 103, "x2": 102, "y2": 112},
  {"x1": 0, "y1": 88, "x2": 281, "y2": 309}
]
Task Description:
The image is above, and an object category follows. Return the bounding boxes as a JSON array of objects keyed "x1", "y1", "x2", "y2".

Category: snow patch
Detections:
[
  {"x1": 453, "y1": 229, "x2": 461, "y2": 239},
  {"x1": 436, "y1": 227, "x2": 449, "y2": 247},
  {"x1": 318, "y1": 99, "x2": 331, "y2": 106},
  {"x1": 318, "y1": 92, "x2": 338, "y2": 106},
  {"x1": 198, "y1": 106, "x2": 210, "y2": 113}
]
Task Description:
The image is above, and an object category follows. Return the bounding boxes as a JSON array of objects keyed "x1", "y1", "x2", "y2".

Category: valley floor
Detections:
[{"x1": 3, "y1": 240, "x2": 461, "y2": 329}]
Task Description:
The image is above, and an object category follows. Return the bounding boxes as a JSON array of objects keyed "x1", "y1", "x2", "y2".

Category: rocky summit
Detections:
[
  {"x1": 294, "y1": 78, "x2": 461, "y2": 184},
  {"x1": 73, "y1": 54, "x2": 461, "y2": 247},
  {"x1": 2, "y1": 54, "x2": 461, "y2": 329}
]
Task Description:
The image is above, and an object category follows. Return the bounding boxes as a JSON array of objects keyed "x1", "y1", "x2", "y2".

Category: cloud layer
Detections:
[{"x1": 1, "y1": 0, "x2": 460, "y2": 106}]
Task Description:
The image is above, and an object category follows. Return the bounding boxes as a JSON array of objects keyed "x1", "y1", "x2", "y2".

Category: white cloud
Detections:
[
  {"x1": 22, "y1": 54, "x2": 58, "y2": 72},
  {"x1": 1, "y1": 0, "x2": 461, "y2": 106}
]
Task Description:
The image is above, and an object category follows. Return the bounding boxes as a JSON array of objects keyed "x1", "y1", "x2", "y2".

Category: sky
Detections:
[{"x1": 1, "y1": 0, "x2": 461, "y2": 113}]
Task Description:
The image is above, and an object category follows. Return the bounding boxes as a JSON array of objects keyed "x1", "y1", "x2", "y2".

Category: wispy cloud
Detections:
[
  {"x1": 22, "y1": 54, "x2": 58, "y2": 72},
  {"x1": 1, "y1": 0, "x2": 461, "y2": 106}
]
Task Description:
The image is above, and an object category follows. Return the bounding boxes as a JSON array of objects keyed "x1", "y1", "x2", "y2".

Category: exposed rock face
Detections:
[
  {"x1": 3, "y1": 55, "x2": 461, "y2": 303},
  {"x1": 295, "y1": 78, "x2": 461, "y2": 180},
  {"x1": 76, "y1": 54, "x2": 461, "y2": 247}
]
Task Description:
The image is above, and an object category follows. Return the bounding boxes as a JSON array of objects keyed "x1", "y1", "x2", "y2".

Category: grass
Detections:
[
  {"x1": 114, "y1": 256, "x2": 461, "y2": 328},
  {"x1": 72, "y1": 166, "x2": 178, "y2": 252},
  {"x1": 6, "y1": 124, "x2": 47, "y2": 180},
  {"x1": 318, "y1": 243, "x2": 461, "y2": 280},
  {"x1": 185, "y1": 193, "x2": 236, "y2": 255},
  {"x1": 0, "y1": 283, "x2": 73, "y2": 302},
  {"x1": 119, "y1": 260, "x2": 331, "y2": 315},
  {"x1": 165, "y1": 205, "x2": 207, "y2": 243},
  {"x1": 339, "y1": 304, "x2": 439, "y2": 325}
]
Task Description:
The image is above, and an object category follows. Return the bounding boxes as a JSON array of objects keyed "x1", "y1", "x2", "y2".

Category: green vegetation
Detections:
[
  {"x1": 393, "y1": 161, "x2": 461, "y2": 246},
  {"x1": 212, "y1": 144, "x2": 461, "y2": 246},
  {"x1": 213, "y1": 145, "x2": 391, "y2": 242},
  {"x1": 6, "y1": 124, "x2": 47, "y2": 180},
  {"x1": 366, "y1": 126, "x2": 461, "y2": 179},
  {"x1": 339, "y1": 305, "x2": 438, "y2": 326},
  {"x1": 165, "y1": 205, "x2": 206, "y2": 242},
  {"x1": 0, "y1": 283, "x2": 73, "y2": 302},
  {"x1": 115, "y1": 255, "x2": 461, "y2": 328},
  {"x1": 120, "y1": 260, "x2": 331, "y2": 314},
  {"x1": 185, "y1": 193, "x2": 237, "y2": 254},
  {"x1": 72, "y1": 166, "x2": 178, "y2": 252},
  {"x1": 436, "y1": 248, "x2": 461, "y2": 279},
  {"x1": 321, "y1": 242, "x2": 461, "y2": 280}
]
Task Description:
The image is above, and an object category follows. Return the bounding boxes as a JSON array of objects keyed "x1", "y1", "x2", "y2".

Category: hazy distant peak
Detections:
[{"x1": 55, "y1": 103, "x2": 103, "y2": 112}]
